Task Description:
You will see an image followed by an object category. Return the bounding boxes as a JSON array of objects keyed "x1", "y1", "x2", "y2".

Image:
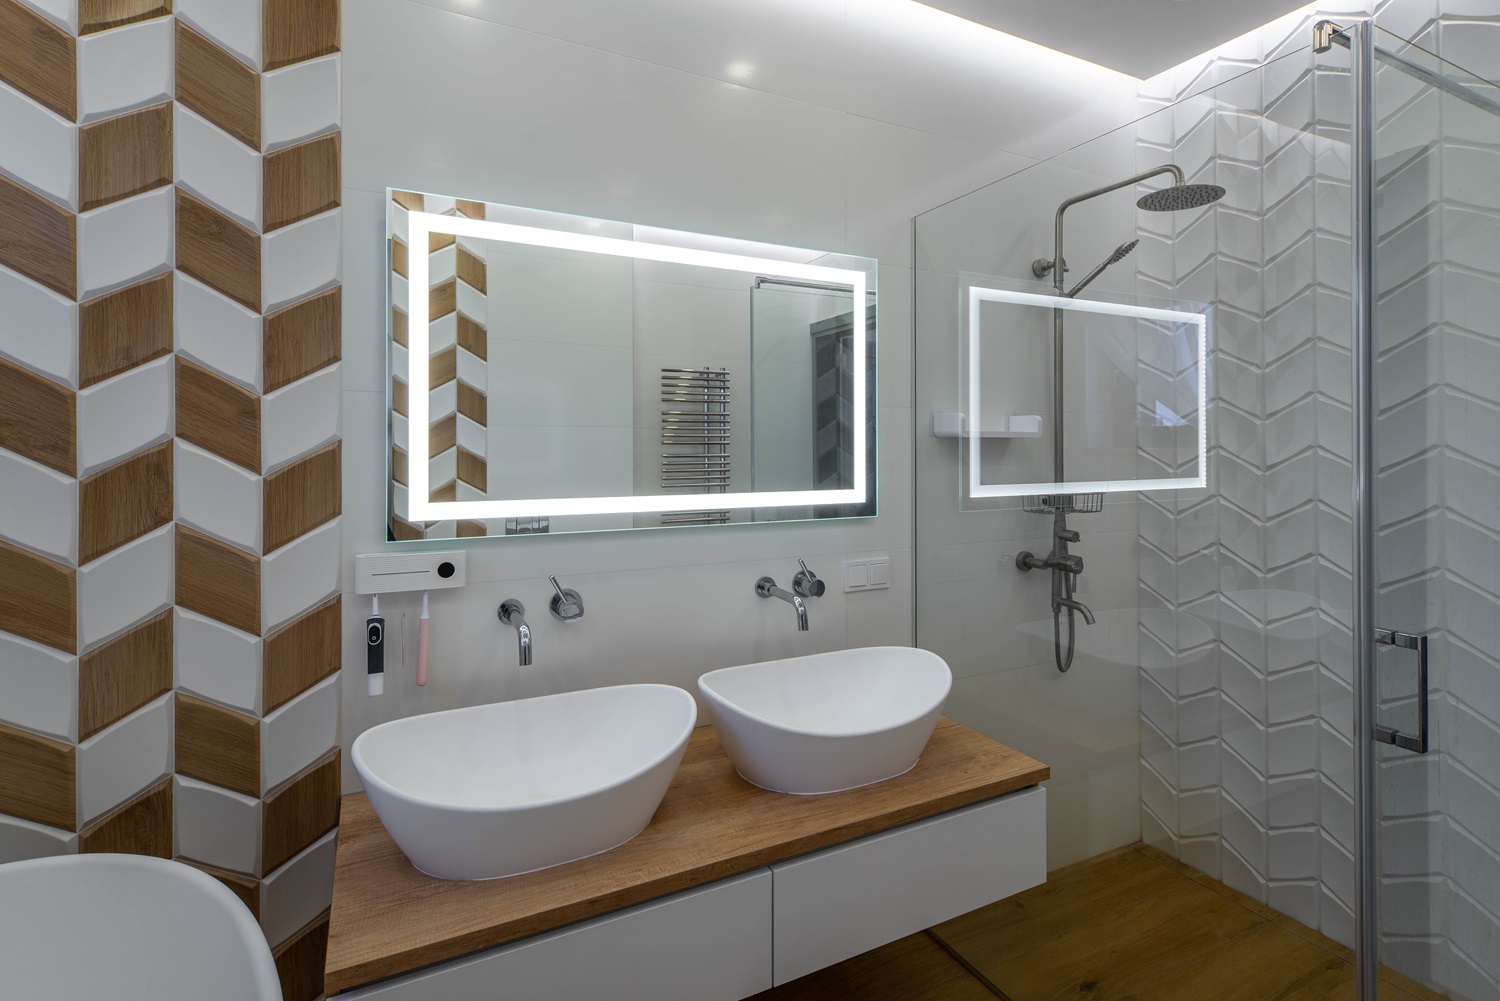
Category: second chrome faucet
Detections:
[
  {"x1": 498, "y1": 575, "x2": 585, "y2": 666},
  {"x1": 756, "y1": 559, "x2": 826, "y2": 632}
]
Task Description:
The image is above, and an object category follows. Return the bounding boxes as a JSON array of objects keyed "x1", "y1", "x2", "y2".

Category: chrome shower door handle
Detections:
[{"x1": 1372, "y1": 628, "x2": 1429, "y2": 754}]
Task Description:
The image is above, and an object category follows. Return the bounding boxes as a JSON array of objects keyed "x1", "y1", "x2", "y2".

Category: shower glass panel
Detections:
[
  {"x1": 915, "y1": 33, "x2": 1361, "y2": 1000},
  {"x1": 1369, "y1": 25, "x2": 1500, "y2": 1001}
]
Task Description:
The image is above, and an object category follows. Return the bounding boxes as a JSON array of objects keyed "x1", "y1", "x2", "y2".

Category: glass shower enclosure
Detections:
[{"x1": 911, "y1": 16, "x2": 1500, "y2": 1001}]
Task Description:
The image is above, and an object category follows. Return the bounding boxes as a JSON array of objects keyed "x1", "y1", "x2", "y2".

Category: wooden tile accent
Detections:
[
  {"x1": 390, "y1": 445, "x2": 407, "y2": 485},
  {"x1": 0, "y1": 173, "x2": 77, "y2": 299},
  {"x1": 0, "y1": 356, "x2": 76, "y2": 476},
  {"x1": 390, "y1": 517, "x2": 423, "y2": 542},
  {"x1": 456, "y1": 447, "x2": 486, "y2": 492},
  {"x1": 391, "y1": 377, "x2": 408, "y2": 417},
  {"x1": 456, "y1": 314, "x2": 486, "y2": 360},
  {"x1": 78, "y1": 101, "x2": 173, "y2": 212},
  {"x1": 455, "y1": 245, "x2": 487, "y2": 294},
  {"x1": 428, "y1": 480, "x2": 456, "y2": 503},
  {"x1": 428, "y1": 413, "x2": 456, "y2": 455},
  {"x1": 0, "y1": 721, "x2": 75, "y2": 830},
  {"x1": 390, "y1": 190, "x2": 423, "y2": 212},
  {"x1": 262, "y1": 441, "x2": 340, "y2": 554},
  {"x1": 275, "y1": 909, "x2": 331, "y2": 1001},
  {"x1": 263, "y1": 750, "x2": 339, "y2": 873},
  {"x1": 176, "y1": 691, "x2": 260, "y2": 797},
  {"x1": 177, "y1": 356, "x2": 261, "y2": 472},
  {"x1": 0, "y1": 537, "x2": 76, "y2": 654},
  {"x1": 457, "y1": 520, "x2": 486, "y2": 538},
  {"x1": 263, "y1": 132, "x2": 340, "y2": 232},
  {"x1": 391, "y1": 307, "x2": 408, "y2": 347},
  {"x1": 180, "y1": 858, "x2": 261, "y2": 918},
  {"x1": 455, "y1": 200, "x2": 485, "y2": 219},
  {"x1": 177, "y1": 189, "x2": 262, "y2": 311},
  {"x1": 78, "y1": 608, "x2": 172, "y2": 740},
  {"x1": 264, "y1": 286, "x2": 340, "y2": 394},
  {"x1": 457, "y1": 382, "x2": 486, "y2": 425},
  {"x1": 262, "y1": 0, "x2": 339, "y2": 72},
  {"x1": 176, "y1": 524, "x2": 261, "y2": 635},
  {"x1": 429, "y1": 278, "x2": 456, "y2": 320},
  {"x1": 390, "y1": 238, "x2": 408, "y2": 278},
  {"x1": 324, "y1": 720, "x2": 1047, "y2": 994},
  {"x1": 79, "y1": 0, "x2": 171, "y2": 34},
  {"x1": 429, "y1": 344, "x2": 456, "y2": 389},
  {"x1": 79, "y1": 441, "x2": 173, "y2": 564},
  {"x1": 263, "y1": 595, "x2": 339, "y2": 713},
  {"x1": 428, "y1": 231, "x2": 454, "y2": 253},
  {"x1": 79, "y1": 272, "x2": 174, "y2": 389},
  {"x1": 0, "y1": 0, "x2": 76, "y2": 120},
  {"x1": 79, "y1": 776, "x2": 171, "y2": 856},
  {"x1": 176, "y1": 20, "x2": 260, "y2": 149}
]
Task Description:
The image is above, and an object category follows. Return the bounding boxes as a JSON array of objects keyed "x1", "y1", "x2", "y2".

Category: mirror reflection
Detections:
[{"x1": 386, "y1": 191, "x2": 877, "y2": 541}]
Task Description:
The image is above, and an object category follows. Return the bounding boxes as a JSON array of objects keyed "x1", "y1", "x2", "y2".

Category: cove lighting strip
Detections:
[
  {"x1": 966, "y1": 285, "x2": 1208, "y2": 499},
  {"x1": 405, "y1": 211, "x2": 868, "y2": 522}
]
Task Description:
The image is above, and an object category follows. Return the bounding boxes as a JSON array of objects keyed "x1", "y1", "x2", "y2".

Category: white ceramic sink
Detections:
[
  {"x1": 352, "y1": 684, "x2": 697, "y2": 880},
  {"x1": 698, "y1": 646, "x2": 952, "y2": 795},
  {"x1": 0, "y1": 853, "x2": 281, "y2": 1000}
]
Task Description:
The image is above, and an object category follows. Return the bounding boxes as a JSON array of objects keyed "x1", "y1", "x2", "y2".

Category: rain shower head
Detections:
[{"x1": 1137, "y1": 183, "x2": 1227, "y2": 212}]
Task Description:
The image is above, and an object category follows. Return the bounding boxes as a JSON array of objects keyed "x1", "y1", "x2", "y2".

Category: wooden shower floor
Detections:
[{"x1": 754, "y1": 844, "x2": 1447, "y2": 1001}]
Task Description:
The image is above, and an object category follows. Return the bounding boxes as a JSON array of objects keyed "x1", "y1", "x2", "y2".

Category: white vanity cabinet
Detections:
[{"x1": 337, "y1": 788, "x2": 1046, "y2": 1000}]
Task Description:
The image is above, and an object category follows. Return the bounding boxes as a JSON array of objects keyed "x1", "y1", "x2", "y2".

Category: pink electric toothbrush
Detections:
[{"x1": 416, "y1": 592, "x2": 430, "y2": 686}]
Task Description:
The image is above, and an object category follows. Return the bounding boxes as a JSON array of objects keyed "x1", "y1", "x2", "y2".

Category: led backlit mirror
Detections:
[
  {"x1": 958, "y1": 276, "x2": 1208, "y2": 507},
  {"x1": 386, "y1": 190, "x2": 876, "y2": 541}
]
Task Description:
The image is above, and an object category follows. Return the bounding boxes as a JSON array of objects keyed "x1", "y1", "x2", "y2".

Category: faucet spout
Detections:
[
  {"x1": 498, "y1": 600, "x2": 533, "y2": 666},
  {"x1": 1055, "y1": 596, "x2": 1096, "y2": 626},
  {"x1": 756, "y1": 577, "x2": 809, "y2": 631}
]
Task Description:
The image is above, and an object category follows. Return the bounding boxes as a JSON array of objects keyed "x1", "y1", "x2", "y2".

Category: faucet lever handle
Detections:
[
  {"x1": 548, "y1": 575, "x2": 584, "y2": 622},
  {"x1": 793, "y1": 559, "x2": 826, "y2": 598}
]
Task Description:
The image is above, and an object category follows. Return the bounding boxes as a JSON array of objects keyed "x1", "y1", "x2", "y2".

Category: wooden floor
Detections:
[{"x1": 754, "y1": 844, "x2": 1448, "y2": 1001}]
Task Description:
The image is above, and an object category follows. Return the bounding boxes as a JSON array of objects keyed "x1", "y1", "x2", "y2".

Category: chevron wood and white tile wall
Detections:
[{"x1": 0, "y1": 1, "x2": 342, "y2": 997}]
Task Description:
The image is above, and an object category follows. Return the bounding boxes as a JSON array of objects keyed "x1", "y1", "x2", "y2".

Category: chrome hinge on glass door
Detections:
[{"x1": 1372, "y1": 629, "x2": 1429, "y2": 753}]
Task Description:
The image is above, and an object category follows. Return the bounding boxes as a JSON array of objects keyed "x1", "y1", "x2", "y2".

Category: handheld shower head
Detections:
[
  {"x1": 1106, "y1": 239, "x2": 1139, "y2": 265},
  {"x1": 1137, "y1": 183, "x2": 1226, "y2": 212},
  {"x1": 1065, "y1": 239, "x2": 1139, "y2": 298}
]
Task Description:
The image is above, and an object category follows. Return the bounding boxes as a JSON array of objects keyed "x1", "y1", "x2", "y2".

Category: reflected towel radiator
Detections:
[{"x1": 660, "y1": 367, "x2": 730, "y2": 526}]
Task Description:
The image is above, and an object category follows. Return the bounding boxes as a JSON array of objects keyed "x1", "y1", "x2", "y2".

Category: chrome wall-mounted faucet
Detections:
[
  {"x1": 498, "y1": 599, "x2": 532, "y2": 666},
  {"x1": 757, "y1": 559, "x2": 824, "y2": 631}
]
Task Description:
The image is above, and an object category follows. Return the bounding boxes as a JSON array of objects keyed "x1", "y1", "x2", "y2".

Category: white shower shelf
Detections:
[{"x1": 932, "y1": 412, "x2": 1043, "y2": 439}]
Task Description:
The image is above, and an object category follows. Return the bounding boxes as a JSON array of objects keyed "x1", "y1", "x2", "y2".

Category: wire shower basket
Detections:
[{"x1": 1023, "y1": 492, "x2": 1106, "y2": 514}]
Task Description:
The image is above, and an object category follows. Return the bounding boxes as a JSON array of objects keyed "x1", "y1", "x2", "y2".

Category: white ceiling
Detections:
[{"x1": 917, "y1": 0, "x2": 1317, "y2": 78}]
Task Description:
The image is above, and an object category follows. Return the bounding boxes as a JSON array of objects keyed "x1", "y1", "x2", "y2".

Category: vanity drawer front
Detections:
[
  {"x1": 340, "y1": 868, "x2": 772, "y2": 1001},
  {"x1": 771, "y1": 786, "x2": 1046, "y2": 985}
]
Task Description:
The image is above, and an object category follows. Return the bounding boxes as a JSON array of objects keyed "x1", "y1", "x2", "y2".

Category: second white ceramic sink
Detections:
[
  {"x1": 698, "y1": 646, "x2": 952, "y2": 795},
  {"x1": 352, "y1": 684, "x2": 697, "y2": 880}
]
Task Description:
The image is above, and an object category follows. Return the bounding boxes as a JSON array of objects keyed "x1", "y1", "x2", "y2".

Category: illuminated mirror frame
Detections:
[
  {"x1": 966, "y1": 285, "x2": 1208, "y2": 499},
  {"x1": 403, "y1": 210, "x2": 870, "y2": 523}
]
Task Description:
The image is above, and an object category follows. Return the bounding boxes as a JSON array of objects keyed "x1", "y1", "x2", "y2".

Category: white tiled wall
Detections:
[{"x1": 338, "y1": 0, "x2": 1143, "y2": 788}]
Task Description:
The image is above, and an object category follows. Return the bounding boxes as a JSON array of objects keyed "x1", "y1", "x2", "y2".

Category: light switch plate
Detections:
[{"x1": 844, "y1": 557, "x2": 891, "y2": 592}]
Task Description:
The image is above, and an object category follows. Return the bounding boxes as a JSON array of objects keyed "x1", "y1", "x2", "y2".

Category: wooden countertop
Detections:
[{"x1": 325, "y1": 718, "x2": 1048, "y2": 995}]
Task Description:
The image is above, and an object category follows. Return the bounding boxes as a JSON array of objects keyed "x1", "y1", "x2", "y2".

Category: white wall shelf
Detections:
[{"x1": 932, "y1": 411, "x2": 1043, "y2": 438}]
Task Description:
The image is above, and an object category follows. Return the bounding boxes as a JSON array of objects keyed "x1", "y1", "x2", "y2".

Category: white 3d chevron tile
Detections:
[
  {"x1": 176, "y1": 104, "x2": 264, "y2": 229},
  {"x1": 76, "y1": 18, "x2": 175, "y2": 124},
  {"x1": 176, "y1": 607, "x2": 264, "y2": 714}
]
